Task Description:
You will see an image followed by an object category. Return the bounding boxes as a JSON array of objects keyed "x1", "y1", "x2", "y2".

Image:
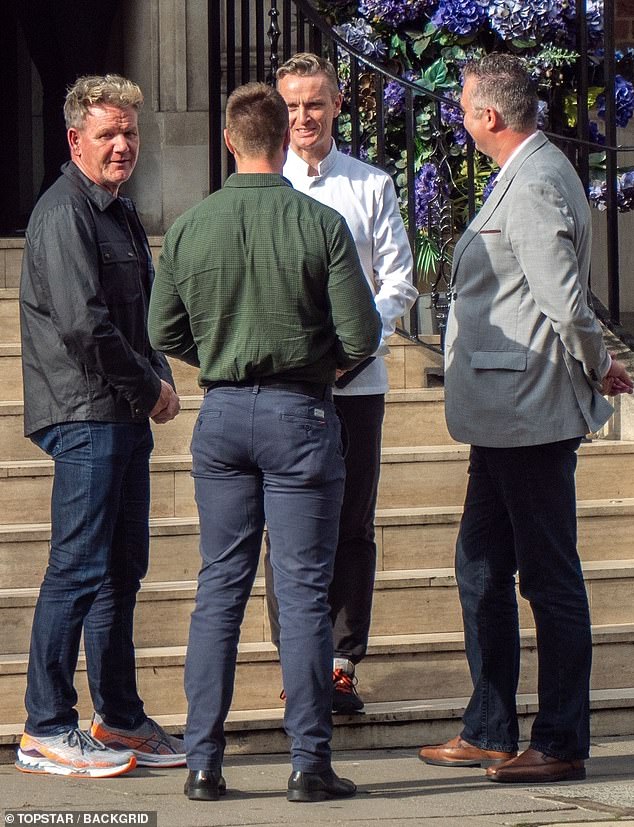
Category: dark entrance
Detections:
[{"x1": 0, "y1": 1, "x2": 122, "y2": 234}]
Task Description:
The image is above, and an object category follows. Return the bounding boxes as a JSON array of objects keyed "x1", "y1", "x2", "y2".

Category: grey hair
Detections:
[
  {"x1": 462, "y1": 53, "x2": 538, "y2": 132},
  {"x1": 64, "y1": 75, "x2": 144, "y2": 130},
  {"x1": 276, "y1": 52, "x2": 340, "y2": 98}
]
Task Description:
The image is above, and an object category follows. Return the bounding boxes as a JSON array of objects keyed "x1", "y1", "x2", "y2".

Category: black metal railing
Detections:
[{"x1": 207, "y1": 0, "x2": 633, "y2": 340}]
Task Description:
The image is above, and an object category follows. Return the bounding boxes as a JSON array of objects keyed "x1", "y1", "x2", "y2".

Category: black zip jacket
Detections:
[{"x1": 20, "y1": 162, "x2": 174, "y2": 436}]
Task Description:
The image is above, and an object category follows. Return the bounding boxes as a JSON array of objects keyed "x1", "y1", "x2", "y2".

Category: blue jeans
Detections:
[
  {"x1": 184, "y1": 385, "x2": 345, "y2": 773},
  {"x1": 25, "y1": 421, "x2": 153, "y2": 736},
  {"x1": 457, "y1": 438, "x2": 591, "y2": 761}
]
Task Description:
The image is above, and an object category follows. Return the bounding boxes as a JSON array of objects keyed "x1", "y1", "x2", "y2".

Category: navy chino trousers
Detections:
[{"x1": 184, "y1": 384, "x2": 345, "y2": 773}]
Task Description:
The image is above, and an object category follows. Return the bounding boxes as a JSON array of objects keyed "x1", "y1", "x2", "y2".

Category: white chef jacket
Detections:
[{"x1": 283, "y1": 141, "x2": 417, "y2": 396}]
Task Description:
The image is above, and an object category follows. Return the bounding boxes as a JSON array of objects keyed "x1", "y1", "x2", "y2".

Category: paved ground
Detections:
[{"x1": 1, "y1": 737, "x2": 633, "y2": 826}]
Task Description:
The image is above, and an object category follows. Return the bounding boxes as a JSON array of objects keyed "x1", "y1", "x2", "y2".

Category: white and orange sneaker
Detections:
[
  {"x1": 90, "y1": 713, "x2": 186, "y2": 767},
  {"x1": 15, "y1": 728, "x2": 136, "y2": 778}
]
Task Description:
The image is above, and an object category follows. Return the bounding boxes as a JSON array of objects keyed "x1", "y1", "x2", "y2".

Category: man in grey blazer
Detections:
[{"x1": 418, "y1": 54, "x2": 633, "y2": 784}]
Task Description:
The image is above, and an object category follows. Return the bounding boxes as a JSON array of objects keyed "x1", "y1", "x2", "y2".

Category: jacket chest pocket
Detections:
[{"x1": 99, "y1": 241, "x2": 141, "y2": 303}]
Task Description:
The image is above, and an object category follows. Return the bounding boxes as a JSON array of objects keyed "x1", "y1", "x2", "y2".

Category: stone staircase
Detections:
[{"x1": 1, "y1": 237, "x2": 634, "y2": 759}]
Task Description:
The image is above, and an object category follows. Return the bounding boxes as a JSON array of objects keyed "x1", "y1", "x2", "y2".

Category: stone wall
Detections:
[{"x1": 120, "y1": 0, "x2": 212, "y2": 234}]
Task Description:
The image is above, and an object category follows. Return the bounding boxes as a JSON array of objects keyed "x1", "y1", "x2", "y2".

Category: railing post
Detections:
[
  {"x1": 575, "y1": 0, "x2": 590, "y2": 195},
  {"x1": 604, "y1": 0, "x2": 621, "y2": 324},
  {"x1": 208, "y1": 0, "x2": 222, "y2": 193},
  {"x1": 405, "y1": 86, "x2": 419, "y2": 338},
  {"x1": 268, "y1": 1, "x2": 281, "y2": 85}
]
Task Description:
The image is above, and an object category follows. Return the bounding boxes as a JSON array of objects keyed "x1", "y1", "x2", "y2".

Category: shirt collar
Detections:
[
  {"x1": 223, "y1": 172, "x2": 292, "y2": 188},
  {"x1": 496, "y1": 131, "x2": 540, "y2": 182},
  {"x1": 285, "y1": 140, "x2": 339, "y2": 179},
  {"x1": 63, "y1": 161, "x2": 118, "y2": 212}
]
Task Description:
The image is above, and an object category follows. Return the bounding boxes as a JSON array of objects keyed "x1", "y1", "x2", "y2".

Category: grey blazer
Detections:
[{"x1": 444, "y1": 132, "x2": 613, "y2": 448}]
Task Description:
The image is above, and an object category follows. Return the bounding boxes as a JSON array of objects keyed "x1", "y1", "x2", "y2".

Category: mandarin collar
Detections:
[{"x1": 285, "y1": 140, "x2": 339, "y2": 180}]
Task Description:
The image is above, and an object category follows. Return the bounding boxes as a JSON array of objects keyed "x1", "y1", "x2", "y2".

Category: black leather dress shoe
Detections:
[
  {"x1": 184, "y1": 769, "x2": 227, "y2": 801},
  {"x1": 287, "y1": 768, "x2": 357, "y2": 802}
]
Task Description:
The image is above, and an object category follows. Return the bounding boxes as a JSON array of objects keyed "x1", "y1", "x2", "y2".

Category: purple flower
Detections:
[
  {"x1": 384, "y1": 71, "x2": 418, "y2": 116},
  {"x1": 440, "y1": 96, "x2": 467, "y2": 145},
  {"x1": 384, "y1": 80, "x2": 406, "y2": 114},
  {"x1": 488, "y1": 0, "x2": 565, "y2": 42},
  {"x1": 414, "y1": 162, "x2": 444, "y2": 229},
  {"x1": 588, "y1": 121, "x2": 605, "y2": 146},
  {"x1": 431, "y1": 0, "x2": 488, "y2": 36},
  {"x1": 482, "y1": 171, "x2": 498, "y2": 201},
  {"x1": 597, "y1": 75, "x2": 634, "y2": 129},
  {"x1": 339, "y1": 142, "x2": 371, "y2": 162},
  {"x1": 359, "y1": 0, "x2": 432, "y2": 26},
  {"x1": 334, "y1": 18, "x2": 388, "y2": 61}
]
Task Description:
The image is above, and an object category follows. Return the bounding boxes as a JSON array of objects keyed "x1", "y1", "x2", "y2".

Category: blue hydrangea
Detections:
[
  {"x1": 488, "y1": 0, "x2": 565, "y2": 42},
  {"x1": 431, "y1": 0, "x2": 488, "y2": 36},
  {"x1": 589, "y1": 171, "x2": 634, "y2": 212},
  {"x1": 596, "y1": 76, "x2": 634, "y2": 129},
  {"x1": 562, "y1": 0, "x2": 603, "y2": 42},
  {"x1": 334, "y1": 18, "x2": 388, "y2": 61},
  {"x1": 414, "y1": 163, "x2": 444, "y2": 229},
  {"x1": 586, "y1": 0, "x2": 604, "y2": 39},
  {"x1": 359, "y1": 0, "x2": 431, "y2": 26},
  {"x1": 537, "y1": 99, "x2": 549, "y2": 130}
]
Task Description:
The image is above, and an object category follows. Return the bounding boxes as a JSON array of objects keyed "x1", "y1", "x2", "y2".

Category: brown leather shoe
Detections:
[
  {"x1": 486, "y1": 748, "x2": 586, "y2": 784},
  {"x1": 418, "y1": 736, "x2": 517, "y2": 768}
]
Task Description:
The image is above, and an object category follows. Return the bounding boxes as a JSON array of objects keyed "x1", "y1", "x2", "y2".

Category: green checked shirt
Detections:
[{"x1": 148, "y1": 173, "x2": 382, "y2": 386}]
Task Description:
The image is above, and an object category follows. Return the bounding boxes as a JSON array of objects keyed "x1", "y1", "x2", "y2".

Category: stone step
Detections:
[
  {"x1": 0, "y1": 388, "x2": 452, "y2": 460},
  {"x1": 2, "y1": 687, "x2": 633, "y2": 760},
  {"x1": 378, "y1": 440, "x2": 634, "y2": 508},
  {"x1": 0, "y1": 625, "x2": 631, "y2": 725},
  {"x1": 0, "y1": 332, "x2": 441, "y2": 401},
  {"x1": 0, "y1": 290, "x2": 19, "y2": 342},
  {"x1": 0, "y1": 345, "x2": 22, "y2": 402},
  {"x1": 0, "y1": 240, "x2": 22, "y2": 289},
  {"x1": 377, "y1": 498, "x2": 634, "y2": 570},
  {"x1": 2, "y1": 440, "x2": 634, "y2": 524},
  {"x1": 2, "y1": 498, "x2": 632, "y2": 589},
  {"x1": 2, "y1": 561, "x2": 633, "y2": 655}
]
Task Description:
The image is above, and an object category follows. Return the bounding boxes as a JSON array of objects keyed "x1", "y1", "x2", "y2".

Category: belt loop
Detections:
[{"x1": 252, "y1": 382, "x2": 260, "y2": 395}]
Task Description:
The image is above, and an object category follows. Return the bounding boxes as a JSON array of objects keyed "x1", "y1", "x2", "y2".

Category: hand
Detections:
[
  {"x1": 150, "y1": 379, "x2": 181, "y2": 424},
  {"x1": 600, "y1": 355, "x2": 634, "y2": 396},
  {"x1": 335, "y1": 368, "x2": 348, "y2": 381}
]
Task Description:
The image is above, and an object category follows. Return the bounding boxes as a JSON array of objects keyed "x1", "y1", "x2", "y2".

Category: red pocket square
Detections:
[{"x1": 479, "y1": 229, "x2": 501, "y2": 234}]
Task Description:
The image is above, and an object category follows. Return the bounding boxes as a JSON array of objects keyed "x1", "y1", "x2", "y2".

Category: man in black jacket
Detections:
[{"x1": 18, "y1": 74, "x2": 182, "y2": 779}]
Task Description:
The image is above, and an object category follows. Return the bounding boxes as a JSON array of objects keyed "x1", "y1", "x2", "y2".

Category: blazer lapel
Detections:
[{"x1": 451, "y1": 132, "x2": 549, "y2": 278}]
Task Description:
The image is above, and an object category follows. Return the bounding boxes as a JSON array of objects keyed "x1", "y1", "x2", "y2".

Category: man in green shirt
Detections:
[{"x1": 149, "y1": 82, "x2": 381, "y2": 803}]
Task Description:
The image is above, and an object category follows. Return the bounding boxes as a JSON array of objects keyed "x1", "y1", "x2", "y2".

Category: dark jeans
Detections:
[
  {"x1": 264, "y1": 394, "x2": 385, "y2": 664},
  {"x1": 184, "y1": 385, "x2": 345, "y2": 773},
  {"x1": 457, "y1": 438, "x2": 591, "y2": 760},
  {"x1": 25, "y1": 421, "x2": 153, "y2": 736}
]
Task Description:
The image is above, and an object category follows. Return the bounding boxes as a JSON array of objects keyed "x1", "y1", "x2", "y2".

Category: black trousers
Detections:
[
  {"x1": 457, "y1": 438, "x2": 592, "y2": 760},
  {"x1": 265, "y1": 394, "x2": 385, "y2": 664}
]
